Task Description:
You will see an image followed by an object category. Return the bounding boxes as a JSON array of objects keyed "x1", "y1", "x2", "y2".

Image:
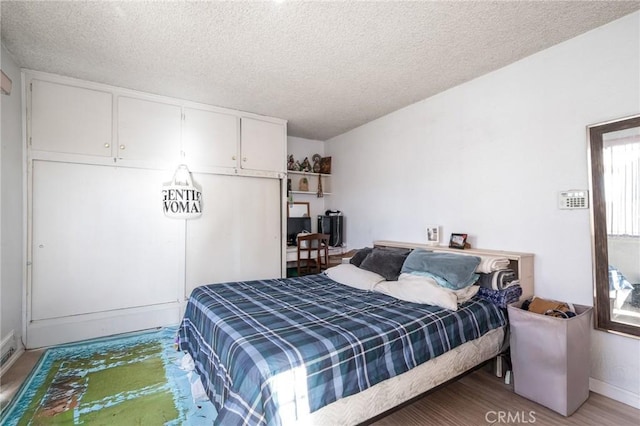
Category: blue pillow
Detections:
[{"x1": 401, "y1": 249, "x2": 480, "y2": 290}]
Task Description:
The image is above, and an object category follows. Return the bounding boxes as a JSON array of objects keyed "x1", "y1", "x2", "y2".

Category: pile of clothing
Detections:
[
  {"x1": 521, "y1": 297, "x2": 577, "y2": 318},
  {"x1": 474, "y1": 257, "x2": 522, "y2": 308}
]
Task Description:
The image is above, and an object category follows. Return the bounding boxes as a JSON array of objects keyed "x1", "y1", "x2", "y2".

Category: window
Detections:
[{"x1": 603, "y1": 135, "x2": 640, "y2": 236}]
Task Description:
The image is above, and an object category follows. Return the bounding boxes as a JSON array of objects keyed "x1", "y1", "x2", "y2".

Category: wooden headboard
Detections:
[{"x1": 373, "y1": 240, "x2": 534, "y2": 301}]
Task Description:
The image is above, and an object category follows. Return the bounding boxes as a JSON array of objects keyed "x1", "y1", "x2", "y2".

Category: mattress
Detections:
[{"x1": 179, "y1": 273, "x2": 507, "y2": 426}]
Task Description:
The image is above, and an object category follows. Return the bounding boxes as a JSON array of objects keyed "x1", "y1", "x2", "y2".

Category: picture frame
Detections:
[
  {"x1": 287, "y1": 201, "x2": 310, "y2": 218},
  {"x1": 320, "y1": 156, "x2": 332, "y2": 174},
  {"x1": 449, "y1": 233, "x2": 468, "y2": 249},
  {"x1": 426, "y1": 225, "x2": 440, "y2": 245}
]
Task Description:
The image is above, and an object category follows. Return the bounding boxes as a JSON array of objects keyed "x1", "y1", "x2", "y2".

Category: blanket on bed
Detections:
[
  {"x1": 476, "y1": 285, "x2": 523, "y2": 308},
  {"x1": 178, "y1": 274, "x2": 507, "y2": 426},
  {"x1": 477, "y1": 269, "x2": 518, "y2": 290}
]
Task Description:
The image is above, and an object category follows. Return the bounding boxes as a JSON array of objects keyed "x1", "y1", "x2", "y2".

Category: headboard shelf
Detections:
[{"x1": 373, "y1": 240, "x2": 534, "y2": 301}]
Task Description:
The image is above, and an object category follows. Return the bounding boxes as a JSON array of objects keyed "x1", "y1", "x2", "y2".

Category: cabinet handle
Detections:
[
  {"x1": 232, "y1": 155, "x2": 236, "y2": 160},
  {"x1": 104, "y1": 143, "x2": 110, "y2": 148},
  {"x1": 119, "y1": 145, "x2": 126, "y2": 150},
  {"x1": 242, "y1": 157, "x2": 247, "y2": 162}
]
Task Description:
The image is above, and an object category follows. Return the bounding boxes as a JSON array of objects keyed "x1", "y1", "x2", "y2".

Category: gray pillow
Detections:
[
  {"x1": 359, "y1": 247, "x2": 410, "y2": 281},
  {"x1": 349, "y1": 247, "x2": 373, "y2": 267}
]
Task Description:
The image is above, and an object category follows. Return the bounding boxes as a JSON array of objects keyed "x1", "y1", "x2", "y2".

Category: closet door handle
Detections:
[
  {"x1": 104, "y1": 143, "x2": 110, "y2": 148},
  {"x1": 119, "y1": 145, "x2": 126, "y2": 150}
]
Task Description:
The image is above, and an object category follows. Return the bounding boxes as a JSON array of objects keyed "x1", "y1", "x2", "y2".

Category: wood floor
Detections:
[
  {"x1": 372, "y1": 365, "x2": 640, "y2": 426},
  {"x1": 2, "y1": 351, "x2": 638, "y2": 425}
]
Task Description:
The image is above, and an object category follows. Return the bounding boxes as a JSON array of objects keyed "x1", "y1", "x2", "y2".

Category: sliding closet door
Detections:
[
  {"x1": 185, "y1": 174, "x2": 281, "y2": 297},
  {"x1": 31, "y1": 161, "x2": 185, "y2": 321}
]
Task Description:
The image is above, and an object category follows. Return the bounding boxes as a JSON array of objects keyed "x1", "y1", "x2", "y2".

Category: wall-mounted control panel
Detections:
[{"x1": 558, "y1": 190, "x2": 589, "y2": 209}]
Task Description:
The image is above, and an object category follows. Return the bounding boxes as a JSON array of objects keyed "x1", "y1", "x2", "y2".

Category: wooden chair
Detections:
[{"x1": 297, "y1": 233, "x2": 330, "y2": 276}]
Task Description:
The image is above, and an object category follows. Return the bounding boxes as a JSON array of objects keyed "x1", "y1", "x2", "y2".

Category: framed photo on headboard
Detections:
[
  {"x1": 426, "y1": 225, "x2": 440, "y2": 245},
  {"x1": 449, "y1": 233, "x2": 468, "y2": 249}
]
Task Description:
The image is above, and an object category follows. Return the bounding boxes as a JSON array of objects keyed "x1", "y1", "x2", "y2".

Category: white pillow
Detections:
[
  {"x1": 373, "y1": 273, "x2": 479, "y2": 311},
  {"x1": 324, "y1": 264, "x2": 385, "y2": 291}
]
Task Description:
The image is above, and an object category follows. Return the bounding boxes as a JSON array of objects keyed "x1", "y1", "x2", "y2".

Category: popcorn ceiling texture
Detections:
[{"x1": 1, "y1": 1, "x2": 638, "y2": 140}]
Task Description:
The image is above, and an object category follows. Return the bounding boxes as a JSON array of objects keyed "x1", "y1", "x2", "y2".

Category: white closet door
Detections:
[
  {"x1": 185, "y1": 174, "x2": 281, "y2": 296},
  {"x1": 31, "y1": 161, "x2": 185, "y2": 321},
  {"x1": 117, "y1": 96, "x2": 181, "y2": 163},
  {"x1": 30, "y1": 79, "x2": 113, "y2": 156},
  {"x1": 183, "y1": 107, "x2": 239, "y2": 169}
]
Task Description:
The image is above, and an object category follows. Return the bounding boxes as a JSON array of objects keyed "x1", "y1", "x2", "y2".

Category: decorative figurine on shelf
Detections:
[
  {"x1": 287, "y1": 155, "x2": 296, "y2": 171},
  {"x1": 299, "y1": 177, "x2": 309, "y2": 192},
  {"x1": 300, "y1": 157, "x2": 311, "y2": 172},
  {"x1": 294, "y1": 160, "x2": 302, "y2": 171},
  {"x1": 312, "y1": 154, "x2": 322, "y2": 173}
]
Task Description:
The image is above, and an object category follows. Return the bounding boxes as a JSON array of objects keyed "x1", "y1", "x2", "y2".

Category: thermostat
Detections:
[{"x1": 558, "y1": 190, "x2": 589, "y2": 209}]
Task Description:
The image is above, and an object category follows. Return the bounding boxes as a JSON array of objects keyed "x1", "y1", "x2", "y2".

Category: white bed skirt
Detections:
[{"x1": 297, "y1": 326, "x2": 506, "y2": 425}]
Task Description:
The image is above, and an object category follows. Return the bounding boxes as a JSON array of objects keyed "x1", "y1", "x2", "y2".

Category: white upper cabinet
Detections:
[
  {"x1": 30, "y1": 79, "x2": 113, "y2": 156},
  {"x1": 27, "y1": 72, "x2": 287, "y2": 173},
  {"x1": 183, "y1": 107, "x2": 239, "y2": 169},
  {"x1": 240, "y1": 117, "x2": 286, "y2": 173},
  {"x1": 117, "y1": 96, "x2": 181, "y2": 163}
]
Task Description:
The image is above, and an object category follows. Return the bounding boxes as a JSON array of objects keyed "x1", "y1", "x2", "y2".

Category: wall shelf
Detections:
[
  {"x1": 287, "y1": 170, "x2": 332, "y2": 195},
  {"x1": 290, "y1": 190, "x2": 332, "y2": 195},
  {"x1": 287, "y1": 170, "x2": 331, "y2": 177}
]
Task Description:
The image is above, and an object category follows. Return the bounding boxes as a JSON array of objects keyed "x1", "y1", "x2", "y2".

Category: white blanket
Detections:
[{"x1": 374, "y1": 274, "x2": 479, "y2": 311}]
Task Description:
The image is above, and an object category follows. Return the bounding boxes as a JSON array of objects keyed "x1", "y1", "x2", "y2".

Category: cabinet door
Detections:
[
  {"x1": 185, "y1": 174, "x2": 281, "y2": 296},
  {"x1": 117, "y1": 96, "x2": 181, "y2": 163},
  {"x1": 240, "y1": 117, "x2": 286, "y2": 172},
  {"x1": 31, "y1": 79, "x2": 112, "y2": 156},
  {"x1": 183, "y1": 107, "x2": 239, "y2": 169},
  {"x1": 31, "y1": 161, "x2": 185, "y2": 321}
]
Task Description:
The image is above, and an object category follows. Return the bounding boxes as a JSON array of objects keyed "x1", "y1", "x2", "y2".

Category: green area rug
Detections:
[{"x1": 1, "y1": 328, "x2": 216, "y2": 425}]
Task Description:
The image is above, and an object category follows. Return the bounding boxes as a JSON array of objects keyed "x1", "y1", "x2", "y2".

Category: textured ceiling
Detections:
[{"x1": 2, "y1": 1, "x2": 639, "y2": 140}]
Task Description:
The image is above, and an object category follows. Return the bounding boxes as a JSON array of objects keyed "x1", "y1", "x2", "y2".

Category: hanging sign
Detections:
[{"x1": 162, "y1": 165, "x2": 202, "y2": 219}]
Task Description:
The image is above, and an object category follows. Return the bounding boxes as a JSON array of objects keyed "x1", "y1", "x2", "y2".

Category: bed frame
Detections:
[
  {"x1": 294, "y1": 241, "x2": 534, "y2": 425},
  {"x1": 188, "y1": 241, "x2": 534, "y2": 425}
]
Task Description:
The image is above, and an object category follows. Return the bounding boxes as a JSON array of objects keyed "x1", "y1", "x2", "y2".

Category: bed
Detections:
[{"x1": 178, "y1": 243, "x2": 531, "y2": 425}]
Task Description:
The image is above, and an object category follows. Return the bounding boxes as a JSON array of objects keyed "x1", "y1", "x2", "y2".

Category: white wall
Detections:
[
  {"x1": 1, "y1": 45, "x2": 24, "y2": 357},
  {"x1": 287, "y1": 136, "x2": 326, "y2": 232},
  {"x1": 326, "y1": 12, "x2": 640, "y2": 407}
]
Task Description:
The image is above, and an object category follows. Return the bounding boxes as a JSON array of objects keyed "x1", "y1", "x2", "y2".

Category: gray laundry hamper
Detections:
[{"x1": 508, "y1": 302, "x2": 593, "y2": 416}]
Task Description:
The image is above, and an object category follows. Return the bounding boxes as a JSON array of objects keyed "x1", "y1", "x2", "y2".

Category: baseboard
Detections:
[
  {"x1": 590, "y1": 377, "x2": 640, "y2": 409},
  {"x1": 26, "y1": 302, "x2": 183, "y2": 349},
  {"x1": 0, "y1": 347, "x2": 25, "y2": 377},
  {"x1": 1, "y1": 330, "x2": 17, "y2": 369}
]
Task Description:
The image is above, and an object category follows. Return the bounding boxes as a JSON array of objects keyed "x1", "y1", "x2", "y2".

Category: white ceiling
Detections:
[{"x1": 2, "y1": 1, "x2": 639, "y2": 140}]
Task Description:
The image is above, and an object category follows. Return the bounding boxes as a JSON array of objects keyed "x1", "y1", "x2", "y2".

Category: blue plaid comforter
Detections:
[{"x1": 179, "y1": 274, "x2": 507, "y2": 425}]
